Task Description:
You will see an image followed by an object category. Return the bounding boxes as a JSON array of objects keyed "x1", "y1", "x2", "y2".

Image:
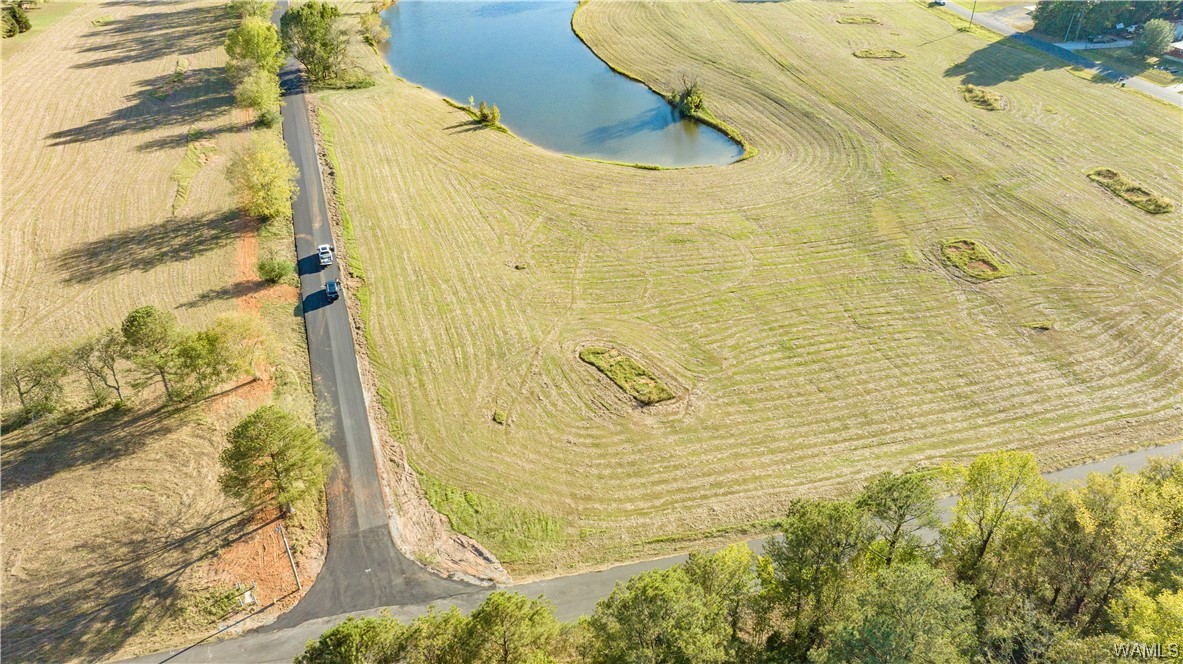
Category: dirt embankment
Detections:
[{"x1": 305, "y1": 97, "x2": 509, "y2": 585}]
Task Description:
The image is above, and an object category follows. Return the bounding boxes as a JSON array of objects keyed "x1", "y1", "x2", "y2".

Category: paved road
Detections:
[
  {"x1": 939, "y1": 2, "x2": 1182, "y2": 106},
  {"x1": 264, "y1": 8, "x2": 473, "y2": 630}
]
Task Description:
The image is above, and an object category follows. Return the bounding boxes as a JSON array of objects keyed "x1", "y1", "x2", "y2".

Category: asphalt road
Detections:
[
  {"x1": 263, "y1": 44, "x2": 474, "y2": 628},
  {"x1": 939, "y1": 2, "x2": 1183, "y2": 107}
]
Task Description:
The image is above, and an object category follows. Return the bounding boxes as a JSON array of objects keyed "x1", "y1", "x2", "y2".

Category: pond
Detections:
[{"x1": 380, "y1": 1, "x2": 743, "y2": 167}]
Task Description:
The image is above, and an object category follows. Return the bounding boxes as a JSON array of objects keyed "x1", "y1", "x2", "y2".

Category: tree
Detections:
[
  {"x1": 280, "y1": 1, "x2": 349, "y2": 81},
  {"x1": 2, "y1": 346, "x2": 68, "y2": 419},
  {"x1": 814, "y1": 562, "x2": 976, "y2": 664},
  {"x1": 70, "y1": 328, "x2": 128, "y2": 404},
  {"x1": 1109, "y1": 587, "x2": 1183, "y2": 645},
  {"x1": 121, "y1": 306, "x2": 179, "y2": 400},
  {"x1": 1134, "y1": 18, "x2": 1174, "y2": 57},
  {"x1": 941, "y1": 451, "x2": 1046, "y2": 585},
  {"x1": 585, "y1": 567, "x2": 729, "y2": 664},
  {"x1": 225, "y1": 0, "x2": 275, "y2": 20},
  {"x1": 295, "y1": 615, "x2": 407, "y2": 664},
  {"x1": 172, "y1": 319, "x2": 254, "y2": 399},
  {"x1": 763, "y1": 499, "x2": 873, "y2": 658},
  {"x1": 683, "y1": 544, "x2": 758, "y2": 653},
  {"x1": 219, "y1": 405, "x2": 334, "y2": 514},
  {"x1": 225, "y1": 16, "x2": 285, "y2": 79},
  {"x1": 226, "y1": 132, "x2": 298, "y2": 222},
  {"x1": 857, "y1": 470, "x2": 940, "y2": 568},
  {"x1": 464, "y1": 592, "x2": 562, "y2": 663},
  {"x1": 234, "y1": 66, "x2": 281, "y2": 115},
  {"x1": 359, "y1": 10, "x2": 390, "y2": 47},
  {"x1": 404, "y1": 607, "x2": 471, "y2": 664}
]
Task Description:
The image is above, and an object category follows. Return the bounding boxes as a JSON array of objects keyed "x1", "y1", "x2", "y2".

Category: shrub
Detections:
[
  {"x1": 3, "y1": 4, "x2": 31, "y2": 36},
  {"x1": 672, "y1": 70, "x2": 705, "y2": 115},
  {"x1": 257, "y1": 256, "x2": 295, "y2": 284},
  {"x1": 359, "y1": 11, "x2": 390, "y2": 47},
  {"x1": 258, "y1": 107, "x2": 281, "y2": 128},
  {"x1": 1133, "y1": 18, "x2": 1173, "y2": 58}
]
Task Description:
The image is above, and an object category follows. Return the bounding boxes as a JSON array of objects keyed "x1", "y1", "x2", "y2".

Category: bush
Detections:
[
  {"x1": 234, "y1": 67, "x2": 281, "y2": 115},
  {"x1": 225, "y1": 0, "x2": 274, "y2": 20},
  {"x1": 257, "y1": 256, "x2": 295, "y2": 284},
  {"x1": 3, "y1": 4, "x2": 31, "y2": 37},
  {"x1": 672, "y1": 71, "x2": 705, "y2": 115},
  {"x1": 1133, "y1": 18, "x2": 1173, "y2": 58},
  {"x1": 257, "y1": 108, "x2": 281, "y2": 128}
]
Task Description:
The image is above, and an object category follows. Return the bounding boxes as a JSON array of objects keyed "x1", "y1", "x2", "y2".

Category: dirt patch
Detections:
[{"x1": 305, "y1": 97, "x2": 508, "y2": 585}]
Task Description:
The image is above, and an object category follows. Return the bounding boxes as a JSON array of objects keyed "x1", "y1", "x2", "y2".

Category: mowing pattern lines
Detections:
[{"x1": 321, "y1": 1, "x2": 1181, "y2": 575}]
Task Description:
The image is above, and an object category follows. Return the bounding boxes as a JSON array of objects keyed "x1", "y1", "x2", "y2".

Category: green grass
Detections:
[
  {"x1": 419, "y1": 473, "x2": 566, "y2": 563},
  {"x1": 940, "y1": 239, "x2": 1012, "y2": 280},
  {"x1": 579, "y1": 346, "x2": 675, "y2": 405},
  {"x1": 169, "y1": 128, "x2": 216, "y2": 216},
  {"x1": 492, "y1": 409, "x2": 507, "y2": 425},
  {"x1": 950, "y1": 0, "x2": 1029, "y2": 12},
  {"x1": 1087, "y1": 168, "x2": 1175, "y2": 214},
  {"x1": 316, "y1": 109, "x2": 365, "y2": 280},
  {"x1": 837, "y1": 16, "x2": 880, "y2": 25},
  {"x1": 853, "y1": 48, "x2": 906, "y2": 59},
  {"x1": 1077, "y1": 48, "x2": 1183, "y2": 88},
  {"x1": 2, "y1": 2, "x2": 81, "y2": 60},
  {"x1": 90, "y1": 15, "x2": 114, "y2": 27},
  {"x1": 959, "y1": 83, "x2": 1005, "y2": 110}
]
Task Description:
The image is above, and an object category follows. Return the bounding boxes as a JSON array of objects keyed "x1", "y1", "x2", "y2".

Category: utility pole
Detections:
[
  {"x1": 276, "y1": 524, "x2": 302, "y2": 591},
  {"x1": 969, "y1": 0, "x2": 978, "y2": 27}
]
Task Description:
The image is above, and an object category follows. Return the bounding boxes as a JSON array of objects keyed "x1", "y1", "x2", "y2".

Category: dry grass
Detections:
[
  {"x1": 318, "y1": 1, "x2": 1182, "y2": 577},
  {"x1": 960, "y1": 83, "x2": 1005, "y2": 110},
  {"x1": 1088, "y1": 168, "x2": 1175, "y2": 215},
  {"x1": 2, "y1": 2, "x2": 315, "y2": 660}
]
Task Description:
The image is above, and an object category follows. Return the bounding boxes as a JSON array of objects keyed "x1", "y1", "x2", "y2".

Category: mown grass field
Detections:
[
  {"x1": 319, "y1": 0, "x2": 1181, "y2": 578},
  {"x1": 2, "y1": 2, "x2": 315, "y2": 660}
]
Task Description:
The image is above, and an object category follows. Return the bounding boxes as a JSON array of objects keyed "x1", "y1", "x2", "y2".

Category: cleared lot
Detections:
[{"x1": 318, "y1": 0, "x2": 1181, "y2": 578}]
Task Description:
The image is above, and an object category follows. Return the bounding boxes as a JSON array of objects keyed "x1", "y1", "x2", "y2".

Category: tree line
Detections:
[
  {"x1": 2, "y1": 306, "x2": 263, "y2": 426},
  {"x1": 1031, "y1": 0, "x2": 1180, "y2": 49},
  {"x1": 296, "y1": 451, "x2": 1183, "y2": 663}
]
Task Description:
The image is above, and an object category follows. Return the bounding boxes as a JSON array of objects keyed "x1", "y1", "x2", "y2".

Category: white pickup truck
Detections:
[{"x1": 317, "y1": 244, "x2": 334, "y2": 267}]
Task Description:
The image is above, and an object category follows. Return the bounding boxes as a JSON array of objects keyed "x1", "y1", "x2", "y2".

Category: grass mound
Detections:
[
  {"x1": 838, "y1": 15, "x2": 879, "y2": 24},
  {"x1": 170, "y1": 128, "x2": 216, "y2": 216},
  {"x1": 960, "y1": 84, "x2": 1005, "y2": 111},
  {"x1": 853, "y1": 48, "x2": 905, "y2": 59},
  {"x1": 1087, "y1": 168, "x2": 1175, "y2": 214},
  {"x1": 940, "y1": 239, "x2": 1011, "y2": 280},
  {"x1": 579, "y1": 346, "x2": 675, "y2": 405}
]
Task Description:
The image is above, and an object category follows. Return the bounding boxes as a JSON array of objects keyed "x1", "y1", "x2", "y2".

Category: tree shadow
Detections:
[
  {"x1": 179, "y1": 280, "x2": 272, "y2": 309},
  {"x1": 0, "y1": 510, "x2": 276, "y2": 663},
  {"x1": 73, "y1": 2, "x2": 233, "y2": 70},
  {"x1": 55, "y1": 210, "x2": 242, "y2": 285},
  {"x1": 45, "y1": 66, "x2": 234, "y2": 147},
  {"x1": 944, "y1": 34, "x2": 1109, "y2": 86},
  {"x1": 0, "y1": 404, "x2": 186, "y2": 495}
]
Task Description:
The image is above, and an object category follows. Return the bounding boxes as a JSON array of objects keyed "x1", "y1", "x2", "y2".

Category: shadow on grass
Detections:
[
  {"x1": 46, "y1": 66, "x2": 235, "y2": 147},
  {"x1": 0, "y1": 404, "x2": 185, "y2": 495},
  {"x1": 0, "y1": 510, "x2": 278, "y2": 663},
  {"x1": 944, "y1": 34, "x2": 1110, "y2": 86},
  {"x1": 179, "y1": 280, "x2": 272, "y2": 309},
  {"x1": 55, "y1": 210, "x2": 242, "y2": 285},
  {"x1": 73, "y1": 2, "x2": 232, "y2": 70}
]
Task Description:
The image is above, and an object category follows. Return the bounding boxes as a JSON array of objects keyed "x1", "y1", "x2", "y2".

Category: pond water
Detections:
[{"x1": 381, "y1": 1, "x2": 743, "y2": 167}]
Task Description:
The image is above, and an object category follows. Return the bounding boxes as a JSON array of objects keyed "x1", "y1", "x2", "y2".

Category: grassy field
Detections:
[
  {"x1": 318, "y1": 0, "x2": 1181, "y2": 578},
  {"x1": 1078, "y1": 48, "x2": 1183, "y2": 88},
  {"x1": 1, "y1": 2, "x2": 317, "y2": 660}
]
